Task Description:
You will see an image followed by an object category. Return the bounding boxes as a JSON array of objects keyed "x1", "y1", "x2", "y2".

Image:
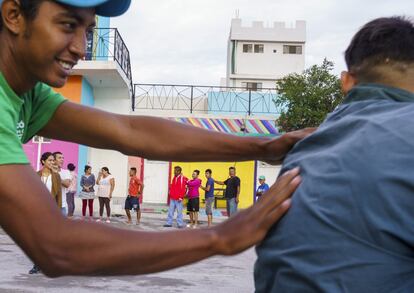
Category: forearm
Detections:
[
  {"x1": 121, "y1": 116, "x2": 267, "y2": 162},
  {"x1": 54, "y1": 221, "x2": 217, "y2": 276}
]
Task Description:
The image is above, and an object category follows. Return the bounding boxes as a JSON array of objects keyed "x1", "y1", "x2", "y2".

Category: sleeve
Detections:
[
  {"x1": 264, "y1": 184, "x2": 270, "y2": 192},
  {"x1": 24, "y1": 83, "x2": 67, "y2": 142},
  {"x1": 224, "y1": 179, "x2": 229, "y2": 185},
  {"x1": 80, "y1": 175, "x2": 85, "y2": 187},
  {"x1": 235, "y1": 177, "x2": 241, "y2": 187},
  {"x1": 91, "y1": 174, "x2": 96, "y2": 187},
  {"x1": 0, "y1": 89, "x2": 29, "y2": 165}
]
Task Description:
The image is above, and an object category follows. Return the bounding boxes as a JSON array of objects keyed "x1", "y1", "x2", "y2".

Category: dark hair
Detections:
[
  {"x1": 229, "y1": 167, "x2": 236, "y2": 171},
  {"x1": 130, "y1": 167, "x2": 137, "y2": 173},
  {"x1": 193, "y1": 170, "x2": 200, "y2": 175},
  {"x1": 205, "y1": 169, "x2": 212, "y2": 174},
  {"x1": 52, "y1": 151, "x2": 63, "y2": 159},
  {"x1": 40, "y1": 152, "x2": 53, "y2": 166},
  {"x1": 0, "y1": 0, "x2": 44, "y2": 31},
  {"x1": 67, "y1": 163, "x2": 76, "y2": 171},
  {"x1": 174, "y1": 166, "x2": 182, "y2": 172},
  {"x1": 345, "y1": 16, "x2": 414, "y2": 82},
  {"x1": 102, "y1": 167, "x2": 111, "y2": 175},
  {"x1": 84, "y1": 165, "x2": 92, "y2": 173}
]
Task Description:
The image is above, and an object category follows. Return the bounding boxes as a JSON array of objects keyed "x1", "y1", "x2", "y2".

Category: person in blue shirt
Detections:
[
  {"x1": 201, "y1": 169, "x2": 215, "y2": 227},
  {"x1": 255, "y1": 16, "x2": 414, "y2": 292},
  {"x1": 255, "y1": 175, "x2": 269, "y2": 202}
]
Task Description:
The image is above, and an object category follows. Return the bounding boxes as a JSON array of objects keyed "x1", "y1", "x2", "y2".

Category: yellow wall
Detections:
[{"x1": 171, "y1": 161, "x2": 256, "y2": 209}]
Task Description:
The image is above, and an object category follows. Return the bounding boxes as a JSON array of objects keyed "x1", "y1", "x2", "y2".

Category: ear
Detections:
[
  {"x1": 1, "y1": 0, "x2": 26, "y2": 35},
  {"x1": 341, "y1": 71, "x2": 357, "y2": 95}
]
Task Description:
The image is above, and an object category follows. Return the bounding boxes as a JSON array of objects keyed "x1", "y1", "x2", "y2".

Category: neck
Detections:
[
  {"x1": 0, "y1": 34, "x2": 37, "y2": 95},
  {"x1": 42, "y1": 168, "x2": 51, "y2": 175}
]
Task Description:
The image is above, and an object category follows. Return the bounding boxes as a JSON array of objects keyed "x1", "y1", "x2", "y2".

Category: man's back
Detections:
[{"x1": 255, "y1": 84, "x2": 414, "y2": 292}]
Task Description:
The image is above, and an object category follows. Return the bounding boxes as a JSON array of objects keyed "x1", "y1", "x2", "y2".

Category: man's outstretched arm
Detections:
[
  {"x1": 0, "y1": 164, "x2": 300, "y2": 277},
  {"x1": 39, "y1": 102, "x2": 315, "y2": 163}
]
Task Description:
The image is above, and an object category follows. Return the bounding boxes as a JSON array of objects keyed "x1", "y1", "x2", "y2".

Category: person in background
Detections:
[
  {"x1": 200, "y1": 169, "x2": 215, "y2": 227},
  {"x1": 125, "y1": 167, "x2": 144, "y2": 225},
  {"x1": 255, "y1": 176, "x2": 269, "y2": 202},
  {"x1": 186, "y1": 170, "x2": 202, "y2": 228},
  {"x1": 215, "y1": 167, "x2": 241, "y2": 217},
  {"x1": 53, "y1": 152, "x2": 71, "y2": 216},
  {"x1": 164, "y1": 166, "x2": 188, "y2": 228},
  {"x1": 79, "y1": 165, "x2": 95, "y2": 220},
  {"x1": 29, "y1": 152, "x2": 62, "y2": 274},
  {"x1": 96, "y1": 167, "x2": 115, "y2": 223},
  {"x1": 66, "y1": 163, "x2": 77, "y2": 218}
]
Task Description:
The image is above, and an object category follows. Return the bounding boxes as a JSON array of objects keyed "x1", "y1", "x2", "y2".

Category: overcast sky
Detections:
[{"x1": 112, "y1": 0, "x2": 413, "y2": 86}]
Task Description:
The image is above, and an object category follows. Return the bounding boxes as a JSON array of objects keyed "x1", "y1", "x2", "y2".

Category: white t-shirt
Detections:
[
  {"x1": 97, "y1": 175, "x2": 113, "y2": 198},
  {"x1": 41, "y1": 174, "x2": 52, "y2": 193},
  {"x1": 59, "y1": 169, "x2": 71, "y2": 208}
]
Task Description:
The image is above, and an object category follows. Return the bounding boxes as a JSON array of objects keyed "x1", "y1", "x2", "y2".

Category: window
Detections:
[
  {"x1": 243, "y1": 44, "x2": 253, "y2": 53},
  {"x1": 283, "y1": 45, "x2": 302, "y2": 54},
  {"x1": 254, "y1": 44, "x2": 264, "y2": 53},
  {"x1": 241, "y1": 82, "x2": 263, "y2": 91}
]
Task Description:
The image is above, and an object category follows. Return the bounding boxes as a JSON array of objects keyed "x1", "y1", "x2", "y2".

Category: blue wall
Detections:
[{"x1": 77, "y1": 78, "x2": 95, "y2": 187}]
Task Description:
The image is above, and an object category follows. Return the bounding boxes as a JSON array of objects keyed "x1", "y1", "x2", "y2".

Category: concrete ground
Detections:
[{"x1": 0, "y1": 208, "x2": 257, "y2": 293}]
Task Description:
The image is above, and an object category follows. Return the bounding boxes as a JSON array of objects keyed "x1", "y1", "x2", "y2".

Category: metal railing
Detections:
[
  {"x1": 85, "y1": 28, "x2": 134, "y2": 97},
  {"x1": 133, "y1": 84, "x2": 281, "y2": 115}
]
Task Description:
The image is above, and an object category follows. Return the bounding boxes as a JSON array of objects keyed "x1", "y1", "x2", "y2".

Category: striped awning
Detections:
[{"x1": 170, "y1": 118, "x2": 279, "y2": 135}]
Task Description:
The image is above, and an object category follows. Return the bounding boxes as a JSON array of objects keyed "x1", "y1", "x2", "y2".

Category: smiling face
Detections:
[
  {"x1": 1, "y1": 1, "x2": 96, "y2": 89},
  {"x1": 42, "y1": 155, "x2": 55, "y2": 171}
]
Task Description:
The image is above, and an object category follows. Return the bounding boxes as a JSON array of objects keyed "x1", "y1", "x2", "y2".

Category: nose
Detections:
[{"x1": 69, "y1": 29, "x2": 88, "y2": 60}]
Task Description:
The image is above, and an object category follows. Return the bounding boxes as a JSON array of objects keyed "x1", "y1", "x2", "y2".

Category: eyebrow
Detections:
[{"x1": 55, "y1": 11, "x2": 96, "y2": 28}]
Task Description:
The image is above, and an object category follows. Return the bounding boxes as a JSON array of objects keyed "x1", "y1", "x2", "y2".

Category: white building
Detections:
[{"x1": 224, "y1": 18, "x2": 306, "y2": 89}]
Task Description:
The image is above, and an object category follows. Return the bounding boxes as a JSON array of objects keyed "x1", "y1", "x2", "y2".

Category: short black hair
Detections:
[
  {"x1": 84, "y1": 165, "x2": 92, "y2": 173},
  {"x1": 0, "y1": 0, "x2": 44, "y2": 31},
  {"x1": 67, "y1": 163, "x2": 76, "y2": 171},
  {"x1": 102, "y1": 167, "x2": 110, "y2": 175},
  {"x1": 205, "y1": 169, "x2": 212, "y2": 174},
  {"x1": 130, "y1": 167, "x2": 137, "y2": 173},
  {"x1": 52, "y1": 151, "x2": 63, "y2": 159},
  {"x1": 229, "y1": 167, "x2": 236, "y2": 171},
  {"x1": 40, "y1": 152, "x2": 53, "y2": 166},
  {"x1": 174, "y1": 166, "x2": 182, "y2": 172},
  {"x1": 193, "y1": 169, "x2": 200, "y2": 175},
  {"x1": 345, "y1": 16, "x2": 414, "y2": 82}
]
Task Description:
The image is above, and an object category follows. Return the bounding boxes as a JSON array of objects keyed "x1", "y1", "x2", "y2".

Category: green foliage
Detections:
[{"x1": 274, "y1": 59, "x2": 343, "y2": 132}]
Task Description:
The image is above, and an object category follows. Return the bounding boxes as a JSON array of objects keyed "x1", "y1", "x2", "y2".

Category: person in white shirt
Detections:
[
  {"x1": 66, "y1": 163, "x2": 78, "y2": 218},
  {"x1": 96, "y1": 167, "x2": 115, "y2": 223},
  {"x1": 53, "y1": 152, "x2": 71, "y2": 216}
]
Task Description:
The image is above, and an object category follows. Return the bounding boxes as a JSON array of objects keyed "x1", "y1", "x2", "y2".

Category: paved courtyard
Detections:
[{"x1": 0, "y1": 211, "x2": 256, "y2": 293}]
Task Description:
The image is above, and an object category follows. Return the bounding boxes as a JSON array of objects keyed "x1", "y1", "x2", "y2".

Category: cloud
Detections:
[{"x1": 112, "y1": 0, "x2": 414, "y2": 85}]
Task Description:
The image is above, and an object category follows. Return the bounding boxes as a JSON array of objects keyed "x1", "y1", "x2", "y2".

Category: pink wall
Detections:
[{"x1": 24, "y1": 140, "x2": 79, "y2": 171}]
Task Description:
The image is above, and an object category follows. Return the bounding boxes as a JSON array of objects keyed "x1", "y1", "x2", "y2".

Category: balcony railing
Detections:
[
  {"x1": 85, "y1": 28, "x2": 133, "y2": 96},
  {"x1": 133, "y1": 84, "x2": 281, "y2": 115}
]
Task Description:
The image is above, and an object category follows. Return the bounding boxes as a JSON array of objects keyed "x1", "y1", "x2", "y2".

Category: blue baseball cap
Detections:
[{"x1": 0, "y1": 0, "x2": 131, "y2": 17}]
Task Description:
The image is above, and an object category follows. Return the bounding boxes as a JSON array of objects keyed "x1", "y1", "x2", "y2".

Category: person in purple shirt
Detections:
[{"x1": 186, "y1": 170, "x2": 202, "y2": 228}]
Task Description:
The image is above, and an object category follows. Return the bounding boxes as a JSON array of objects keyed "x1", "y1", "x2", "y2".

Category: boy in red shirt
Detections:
[
  {"x1": 164, "y1": 166, "x2": 188, "y2": 228},
  {"x1": 125, "y1": 167, "x2": 143, "y2": 224}
]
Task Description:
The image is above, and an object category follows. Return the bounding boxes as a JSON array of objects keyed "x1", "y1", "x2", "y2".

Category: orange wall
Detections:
[{"x1": 53, "y1": 75, "x2": 82, "y2": 104}]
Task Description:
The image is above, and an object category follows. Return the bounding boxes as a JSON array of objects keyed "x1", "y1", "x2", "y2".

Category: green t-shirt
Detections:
[{"x1": 0, "y1": 72, "x2": 66, "y2": 165}]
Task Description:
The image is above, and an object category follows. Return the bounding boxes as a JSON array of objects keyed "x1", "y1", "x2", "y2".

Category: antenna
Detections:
[{"x1": 235, "y1": 9, "x2": 240, "y2": 19}]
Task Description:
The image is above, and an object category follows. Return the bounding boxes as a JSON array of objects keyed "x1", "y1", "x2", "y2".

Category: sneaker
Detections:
[
  {"x1": 177, "y1": 225, "x2": 185, "y2": 229},
  {"x1": 186, "y1": 224, "x2": 193, "y2": 228},
  {"x1": 29, "y1": 266, "x2": 40, "y2": 274},
  {"x1": 105, "y1": 219, "x2": 111, "y2": 223},
  {"x1": 163, "y1": 224, "x2": 172, "y2": 227},
  {"x1": 192, "y1": 225, "x2": 198, "y2": 229},
  {"x1": 96, "y1": 218, "x2": 101, "y2": 222}
]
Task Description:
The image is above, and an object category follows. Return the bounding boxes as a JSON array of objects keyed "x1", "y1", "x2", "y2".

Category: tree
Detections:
[{"x1": 274, "y1": 59, "x2": 343, "y2": 132}]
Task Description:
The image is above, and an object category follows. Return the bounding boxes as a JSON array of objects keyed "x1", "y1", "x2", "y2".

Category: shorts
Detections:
[
  {"x1": 205, "y1": 197, "x2": 214, "y2": 215},
  {"x1": 187, "y1": 197, "x2": 200, "y2": 212},
  {"x1": 125, "y1": 195, "x2": 140, "y2": 211}
]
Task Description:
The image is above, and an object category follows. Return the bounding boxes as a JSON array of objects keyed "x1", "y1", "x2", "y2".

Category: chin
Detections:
[{"x1": 44, "y1": 77, "x2": 68, "y2": 88}]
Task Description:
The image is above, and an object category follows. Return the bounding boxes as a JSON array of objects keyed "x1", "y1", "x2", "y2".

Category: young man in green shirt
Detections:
[{"x1": 0, "y1": 0, "x2": 311, "y2": 277}]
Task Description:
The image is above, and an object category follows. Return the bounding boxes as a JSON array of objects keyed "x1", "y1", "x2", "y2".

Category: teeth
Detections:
[{"x1": 59, "y1": 61, "x2": 73, "y2": 70}]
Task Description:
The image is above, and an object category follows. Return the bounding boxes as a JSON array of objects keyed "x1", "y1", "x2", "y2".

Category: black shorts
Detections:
[
  {"x1": 125, "y1": 195, "x2": 140, "y2": 211},
  {"x1": 187, "y1": 198, "x2": 200, "y2": 212}
]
